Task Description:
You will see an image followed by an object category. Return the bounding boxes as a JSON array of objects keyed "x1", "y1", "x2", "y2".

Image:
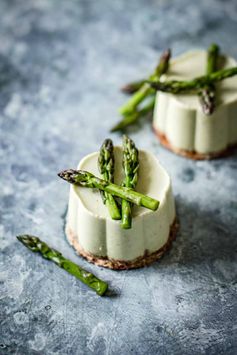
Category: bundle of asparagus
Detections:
[
  {"x1": 111, "y1": 44, "x2": 237, "y2": 132},
  {"x1": 17, "y1": 235, "x2": 108, "y2": 296},
  {"x1": 111, "y1": 49, "x2": 171, "y2": 132},
  {"x1": 58, "y1": 136, "x2": 159, "y2": 229}
]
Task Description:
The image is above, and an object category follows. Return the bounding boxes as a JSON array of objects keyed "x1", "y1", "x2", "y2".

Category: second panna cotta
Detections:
[{"x1": 153, "y1": 50, "x2": 237, "y2": 159}]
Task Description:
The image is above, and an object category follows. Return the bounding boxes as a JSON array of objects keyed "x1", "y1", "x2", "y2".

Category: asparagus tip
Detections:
[
  {"x1": 120, "y1": 84, "x2": 137, "y2": 94},
  {"x1": 17, "y1": 234, "x2": 31, "y2": 242},
  {"x1": 16, "y1": 234, "x2": 40, "y2": 251},
  {"x1": 162, "y1": 48, "x2": 171, "y2": 61},
  {"x1": 101, "y1": 138, "x2": 113, "y2": 150},
  {"x1": 209, "y1": 43, "x2": 219, "y2": 53},
  {"x1": 58, "y1": 169, "x2": 78, "y2": 183}
]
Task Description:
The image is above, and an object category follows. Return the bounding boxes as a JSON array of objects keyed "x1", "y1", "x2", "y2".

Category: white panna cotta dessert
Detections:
[
  {"x1": 153, "y1": 50, "x2": 237, "y2": 159},
  {"x1": 66, "y1": 147, "x2": 177, "y2": 270}
]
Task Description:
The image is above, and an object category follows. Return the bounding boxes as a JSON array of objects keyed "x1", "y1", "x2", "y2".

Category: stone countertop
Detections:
[{"x1": 0, "y1": 0, "x2": 237, "y2": 354}]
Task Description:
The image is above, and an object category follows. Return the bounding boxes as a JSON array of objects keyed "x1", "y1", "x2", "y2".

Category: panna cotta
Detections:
[
  {"x1": 66, "y1": 147, "x2": 178, "y2": 270},
  {"x1": 153, "y1": 50, "x2": 237, "y2": 159}
]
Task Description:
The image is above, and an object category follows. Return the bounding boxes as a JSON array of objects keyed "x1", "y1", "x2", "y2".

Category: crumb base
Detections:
[{"x1": 66, "y1": 219, "x2": 179, "y2": 270}]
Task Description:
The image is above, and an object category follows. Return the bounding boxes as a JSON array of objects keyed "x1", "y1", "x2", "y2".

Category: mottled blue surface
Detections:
[{"x1": 0, "y1": 0, "x2": 237, "y2": 354}]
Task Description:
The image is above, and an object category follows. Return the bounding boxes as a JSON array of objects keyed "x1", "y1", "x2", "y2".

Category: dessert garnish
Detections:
[
  {"x1": 98, "y1": 139, "x2": 121, "y2": 220},
  {"x1": 198, "y1": 43, "x2": 219, "y2": 115},
  {"x1": 121, "y1": 135, "x2": 139, "y2": 229},
  {"x1": 112, "y1": 44, "x2": 237, "y2": 131},
  {"x1": 111, "y1": 49, "x2": 171, "y2": 132},
  {"x1": 59, "y1": 136, "x2": 159, "y2": 230},
  {"x1": 58, "y1": 169, "x2": 159, "y2": 212},
  {"x1": 17, "y1": 235, "x2": 108, "y2": 296},
  {"x1": 148, "y1": 67, "x2": 237, "y2": 93},
  {"x1": 65, "y1": 137, "x2": 177, "y2": 269}
]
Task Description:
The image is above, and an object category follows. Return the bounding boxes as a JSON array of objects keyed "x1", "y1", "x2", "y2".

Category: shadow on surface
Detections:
[{"x1": 162, "y1": 196, "x2": 237, "y2": 267}]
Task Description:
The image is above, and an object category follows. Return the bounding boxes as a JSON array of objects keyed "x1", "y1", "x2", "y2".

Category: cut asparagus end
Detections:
[
  {"x1": 141, "y1": 196, "x2": 159, "y2": 211},
  {"x1": 95, "y1": 281, "x2": 109, "y2": 296},
  {"x1": 121, "y1": 200, "x2": 132, "y2": 229},
  {"x1": 105, "y1": 195, "x2": 121, "y2": 220}
]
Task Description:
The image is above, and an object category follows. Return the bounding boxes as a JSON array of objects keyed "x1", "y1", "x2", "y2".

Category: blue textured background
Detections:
[{"x1": 0, "y1": 0, "x2": 237, "y2": 354}]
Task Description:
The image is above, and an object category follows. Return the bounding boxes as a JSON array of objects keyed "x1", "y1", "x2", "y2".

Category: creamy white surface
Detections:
[
  {"x1": 67, "y1": 147, "x2": 175, "y2": 261},
  {"x1": 153, "y1": 50, "x2": 237, "y2": 154}
]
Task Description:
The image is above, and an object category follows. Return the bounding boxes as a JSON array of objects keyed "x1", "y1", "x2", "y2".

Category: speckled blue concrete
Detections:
[{"x1": 0, "y1": 0, "x2": 237, "y2": 354}]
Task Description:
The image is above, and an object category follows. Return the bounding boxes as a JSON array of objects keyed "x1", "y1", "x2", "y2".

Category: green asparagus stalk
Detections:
[
  {"x1": 58, "y1": 169, "x2": 159, "y2": 211},
  {"x1": 121, "y1": 79, "x2": 146, "y2": 94},
  {"x1": 199, "y1": 43, "x2": 219, "y2": 115},
  {"x1": 206, "y1": 44, "x2": 220, "y2": 75},
  {"x1": 121, "y1": 136, "x2": 139, "y2": 229},
  {"x1": 98, "y1": 139, "x2": 121, "y2": 220},
  {"x1": 148, "y1": 67, "x2": 237, "y2": 93},
  {"x1": 17, "y1": 235, "x2": 108, "y2": 296},
  {"x1": 119, "y1": 49, "x2": 171, "y2": 115},
  {"x1": 110, "y1": 96, "x2": 155, "y2": 132}
]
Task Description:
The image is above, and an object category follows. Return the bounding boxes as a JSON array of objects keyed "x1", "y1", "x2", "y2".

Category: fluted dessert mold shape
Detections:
[
  {"x1": 66, "y1": 147, "x2": 176, "y2": 269},
  {"x1": 153, "y1": 50, "x2": 237, "y2": 159}
]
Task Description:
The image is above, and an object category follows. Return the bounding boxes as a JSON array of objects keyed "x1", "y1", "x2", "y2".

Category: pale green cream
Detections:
[
  {"x1": 153, "y1": 50, "x2": 237, "y2": 154},
  {"x1": 67, "y1": 147, "x2": 175, "y2": 261}
]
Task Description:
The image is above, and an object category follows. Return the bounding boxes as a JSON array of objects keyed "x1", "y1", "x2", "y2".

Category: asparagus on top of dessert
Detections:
[
  {"x1": 111, "y1": 97, "x2": 155, "y2": 132},
  {"x1": 113, "y1": 45, "x2": 237, "y2": 132},
  {"x1": 98, "y1": 139, "x2": 121, "y2": 220},
  {"x1": 199, "y1": 43, "x2": 219, "y2": 115},
  {"x1": 121, "y1": 135, "x2": 139, "y2": 229},
  {"x1": 148, "y1": 66, "x2": 237, "y2": 93},
  {"x1": 121, "y1": 79, "x2": 146, "y2": 95},
  {"x1": 17, "y1": 235, "x2": 108, "y2": 296},
  {"x1": 58, "y1": 169, "x2": 159, "y2": 211},
  {"x1": 119, "y1": 49, "x2": 171, "y2": 116},
  {"x1": 111, "y1": 49, "x2": 171, "y2": 132}
]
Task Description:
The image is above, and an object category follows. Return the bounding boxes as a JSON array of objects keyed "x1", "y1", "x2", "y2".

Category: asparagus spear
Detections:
[
  {"x1": 199, "y1": 43, "x2": 219, "y2": 115},
  {"x1": 121, "y1": 136, "x2": 139, "y2": 229},
  {"x1": 119, "y1": 49, "x2": 171, "y2": 116},
  {"x1": 58, "y1": 169, "x2": 159, "y2": 211},
  {"x1": 98, "y1": 139, "x2": 121, "y2": 220},
  {"x1": 110, "y1": 96, "x2": 155, "y2": 132},
  {"x1": 148, "y1": 67, "x2": 237, "y2": 93},
  {"x1": 121, "y1": 79, "x2": 146, "y2": 94},
  {"x1": 17, "y1": 235, "x2": 108, "y2": 296},
  {"x1": 206, "y1": 44, "x2": 220, "y2": 75}
]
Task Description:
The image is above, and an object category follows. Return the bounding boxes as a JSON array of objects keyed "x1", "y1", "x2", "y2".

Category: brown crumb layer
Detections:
[
  {"x1": 66, "y1": 219, "x2": 179, "y2": 270},
  {"x1": 153, "y1": 127, "x2": 237, "y2": 160}
]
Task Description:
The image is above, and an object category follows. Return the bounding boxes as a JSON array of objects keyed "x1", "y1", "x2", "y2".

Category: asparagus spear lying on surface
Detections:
[
  {"x1": 98, "y1": 139, "x2": 121, "y2": 220},
  {"x1": 17, "y1": 235, "x2": 108, "y2": 296},
  {"x1": 199, "y1": 43, "x2": 219, "y2": 115},
  {"x1": 111, "y1": 49, "x2": 171, "y2": 131},
  {"x1": 58, "y1": 169, "x2": 159, "y2": 211},
  {"x1": 148, "y1": 67, "x2": 237, "y2": 93},
  {"x1": 121, "y1": 136, "x2": 139, "y2": 229}
]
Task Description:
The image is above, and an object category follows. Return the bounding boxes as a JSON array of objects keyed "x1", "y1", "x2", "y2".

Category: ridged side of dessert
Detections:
[
  {"x1": 65, "y1": 147, "x2": 177, "y2": 269},
  {"x1": 153, "y1": 50, "x2": 237, "y2": 159}
]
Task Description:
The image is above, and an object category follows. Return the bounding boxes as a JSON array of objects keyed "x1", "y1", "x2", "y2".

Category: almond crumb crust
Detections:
[
  {"x1": 66, "y1": 219, "x2": 179, "y2": 270},
  {"x1": 153, "y1": 127, "x2": 237, "y2": 160}
]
